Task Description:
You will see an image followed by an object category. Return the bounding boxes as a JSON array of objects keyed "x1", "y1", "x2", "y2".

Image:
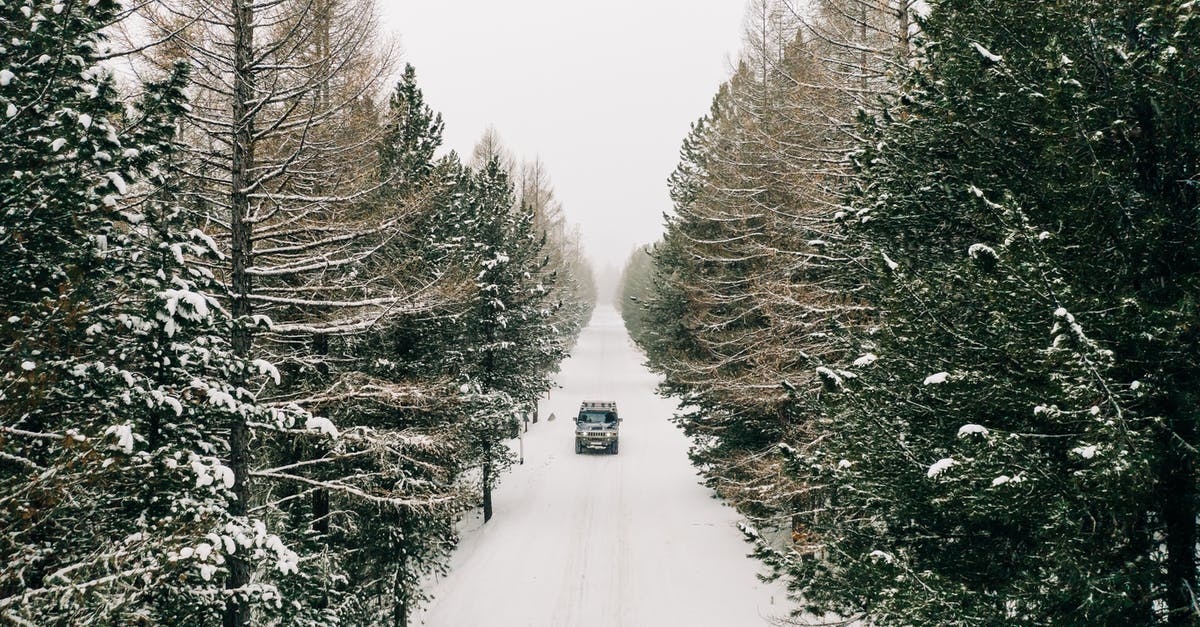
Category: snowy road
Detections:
[{"x1": 419, "y1": 306, "x2": 785, "y2": 627}]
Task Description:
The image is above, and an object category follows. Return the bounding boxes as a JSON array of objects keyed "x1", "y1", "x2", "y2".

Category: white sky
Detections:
[{"x1": 376, "y1": 1, "x2": 748, "y2": 276}]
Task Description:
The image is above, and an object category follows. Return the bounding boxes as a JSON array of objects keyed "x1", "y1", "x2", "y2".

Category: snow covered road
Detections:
[{"x1": 419, "y1": 306, "x2": 785, "y2": 627}]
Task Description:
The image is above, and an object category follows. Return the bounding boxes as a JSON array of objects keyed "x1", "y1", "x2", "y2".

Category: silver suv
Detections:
[{"x1": 575, "y1": 401, "x2": 619, "y2": 454}]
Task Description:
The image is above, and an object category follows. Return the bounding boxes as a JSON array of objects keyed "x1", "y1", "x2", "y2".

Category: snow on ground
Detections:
[{"x1": 418, "y1": 306, "x2": 788, "y2": 626}]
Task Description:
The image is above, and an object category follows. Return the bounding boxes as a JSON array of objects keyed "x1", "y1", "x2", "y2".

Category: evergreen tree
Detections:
[
  {"x1": 290, "y1": 67, "x2": 472, "y2": 626},
  {"x1": 617, "y1": 245, "x2": 655, "y2": 340},
  {"x1": 638, "y1": 43, "x2": 837, "y2": 528},
  {"x1": 0, "y1": 2, "x2": 588, "y2": 623},
  {"x1": 379, "y1": 64, "x2": 445, "y2": 199},
  {"x1": 463, "y1": 157, "x2": 558, "y2": 522},
  {"x1": 785, "y1": 0, "x2": 1200, "y2": 623},
  {"x1": 516, "y1": 157, "x2": 595, "y2": 385},
  {"x1": 138, "y1": 2, "x2": 441, "y2": 621},
  {"x1": 0, "y1": 3, "x2": 293, "y2": 621}
]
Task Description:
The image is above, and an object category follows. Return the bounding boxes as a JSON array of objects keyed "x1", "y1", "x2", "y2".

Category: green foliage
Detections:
[
  {"x1": 634, "y1": 0, "x2": 1200, "y2": 623},
  {"x1": 379, "y1": 64, "x2": 445, "y2": 199},
  {"x1": 0, "y1": 3, "x2": 296, "y2": 620},
  {"x1": 617, "y1": 244, "x2": 654, "y2": 338},
  {"x1": 0, "y1": 18, "x2": 587, "y2": 621},
  {"x1": 789, "y1": 1, "x2": 1200, "y2": 622},
  {"x1": 276, "y1": 67, "x2": 589, "y2": 623}
]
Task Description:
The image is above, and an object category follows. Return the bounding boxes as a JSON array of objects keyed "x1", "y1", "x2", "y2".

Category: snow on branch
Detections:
[{"x1": 250, "y1": 470, "x2": 460, "y2": 509}]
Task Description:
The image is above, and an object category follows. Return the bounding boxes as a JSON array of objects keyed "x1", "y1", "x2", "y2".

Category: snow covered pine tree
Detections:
[
  {"x1": 461, "y1": 157, "x2": 559, "y2": 523},
  {"x1": 790, "y1": 0, "x2": 1200, "y2": 623},
  {"x1": 0, "y1": 2, "x2": 294, "y2": 622}
]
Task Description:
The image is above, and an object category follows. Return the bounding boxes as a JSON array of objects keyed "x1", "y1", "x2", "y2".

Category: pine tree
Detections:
[
  {"x1": 617, "y1": 245, "x2": 655, "y2": 340},
  {"x1": 516, "y1": 157, "x2": 595, "y2": 384},
  {"x1": 788, "y1": 0, "x2": 1200, "y2": 623},
  {"x1": 463, "y1": 157, "x2": 558, "y2": 522},
  {"x1": 292, "y1": 66, "x2": 472, "y2": 626},
  {"x1": 641, "y1": 42, "x2": 835, "y2": 528},
  {"x1": 379, "y1": 64, "x2": 445, "y2": 200},
  {"x1": 1, "y1": 1, "x2": 588, "y2": 623},
  {"x1": 0, "y1": 4, "x2": 293, "y2": 621},
  {"x1": 135, "y1": 2, "x2": 452, "y2": 621}
]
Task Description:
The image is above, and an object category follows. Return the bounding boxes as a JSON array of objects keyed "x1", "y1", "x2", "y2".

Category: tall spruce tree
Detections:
[
  {"x1": 300, "y1": 65, "x2": 471, "y2": 627},
  {"x1": 379, "y1": 64, "x2": 445, "y2": 200},
  {"x1": 464, "y1": 157, "x2": 557, "y2": 522},
  {"x1": 0, "y1": 3, "x2": 294, "y2": 621},
  {"x1": 785, "y1": 0, "x2": 1200, "y2": 623}
]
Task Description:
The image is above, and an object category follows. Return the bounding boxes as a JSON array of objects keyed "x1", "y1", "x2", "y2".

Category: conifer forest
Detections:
[
  {"x1": 621, "y1": 0, "x2": 1200, "y2": 624},
  {"x1": 0, "y1": 0, "x2": 595, "y2": 623},
  {"x1": 2, "y1": 0, "x2": 1199, "y2": 624}
]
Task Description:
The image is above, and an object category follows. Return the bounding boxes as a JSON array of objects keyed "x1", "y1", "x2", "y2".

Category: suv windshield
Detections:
[{"x1": 579, "y1": 411, "x2": 615, "y2": 424}]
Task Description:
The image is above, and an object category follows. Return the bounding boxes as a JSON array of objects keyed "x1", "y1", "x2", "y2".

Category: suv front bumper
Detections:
[{"x1": 576, "y1": 433, "x2": 617, "y2": 449}]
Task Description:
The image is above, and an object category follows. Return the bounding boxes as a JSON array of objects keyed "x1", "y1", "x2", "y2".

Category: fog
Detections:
[{"x1": 377, "y1": 1, "x2": 747, "y2": 273}]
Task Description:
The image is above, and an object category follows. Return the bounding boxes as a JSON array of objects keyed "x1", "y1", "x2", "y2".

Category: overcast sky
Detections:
[{"x1": 376, "y1": 1, "x2": 748, "y2": 279}]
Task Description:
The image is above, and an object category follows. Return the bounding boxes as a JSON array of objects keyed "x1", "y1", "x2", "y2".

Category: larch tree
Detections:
[
  {"x1": 1, "y1": 0, "x2": 589, "y2": 622},
  {"x1": 627, "y1": 0, "x2": 877, "y2": 551},
  {"x1": 317, "y1": 64, "x2": 472, "y2": 627},
  {"x1": 135, "y1": 0, "x2": 465, "y2": 622},
  {"x1": 516, "y1": 157, "x2": 595, "y2": 402}
]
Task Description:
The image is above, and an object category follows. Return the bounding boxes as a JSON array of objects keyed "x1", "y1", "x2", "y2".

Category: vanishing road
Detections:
[{"x1": 419, "y1": 306, "x2": 785, "y2": 627}]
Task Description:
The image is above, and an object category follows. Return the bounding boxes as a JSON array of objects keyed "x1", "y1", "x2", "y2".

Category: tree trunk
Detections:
[
  {"x1": 482, "y1": 456, "x2": 493, "y2": 523},
  {"x1": 224, "y1": 0, "x2": 256, "y2": 624},
  {"x1": 859, "y1": 0, "x2": 869, "y2": 95},
  {"x1": 896, "y1": 0, "x2": 909, "y2": 60},
  {"x1": 392, "y1": 586, "x2": 409, "y2": 627},
  {"x1": 392, "y1": 509, "x2": 410, "y2": 627},
  {"x1": 1163, "y1": 392, "x2": 1198, "y2": 625},
  {"x1": 312, "y1": 489, "x2": 330, "y2": 535},
  {"x1": 312, "y1": 332, "x2": 331, "y2": 537},
  {"x1": 1126, "y1": 17, "x2": 1200, "y2": 621}
]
